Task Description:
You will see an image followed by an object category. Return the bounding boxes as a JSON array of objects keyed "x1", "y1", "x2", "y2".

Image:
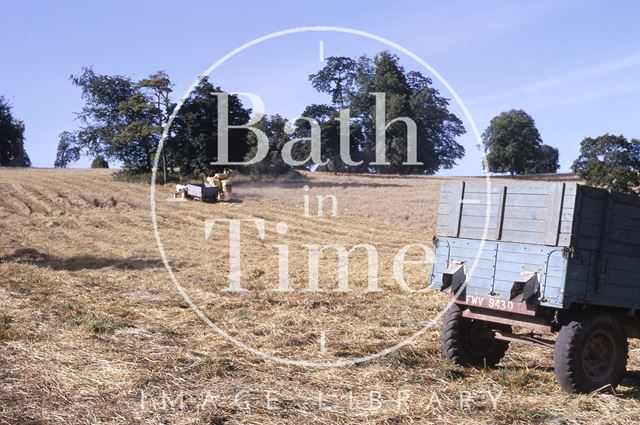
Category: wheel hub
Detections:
[{"x1": 582, "y1": 331, "x2": 615, "y2": 382}]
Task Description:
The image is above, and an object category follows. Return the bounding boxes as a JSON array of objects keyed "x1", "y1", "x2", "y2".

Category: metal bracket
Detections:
[
  {"x1": 510, "y1": 271, "x2": 540, "y2": 302},
  {"x1": 562, "y1": 246, "x2": 576, "y2": 260},
  {"x1": 441, "y1": 261, "x2": 466, "y2": 294}
]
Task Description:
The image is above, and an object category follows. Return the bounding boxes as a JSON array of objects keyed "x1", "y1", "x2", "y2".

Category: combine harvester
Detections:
[
  {"x1": 174, "y1": 170, "x2": 232, "y2": 202},
  {"x1": 431, "y1": 180, "x2": 640, "y2": 393}
]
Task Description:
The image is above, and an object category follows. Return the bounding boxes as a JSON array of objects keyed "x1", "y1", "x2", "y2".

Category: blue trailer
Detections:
[{"x1": 430, "y1": 180, "x2": 640, "y2": 393}]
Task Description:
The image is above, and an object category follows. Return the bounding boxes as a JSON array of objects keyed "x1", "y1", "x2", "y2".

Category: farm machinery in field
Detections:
[{"x1": 173, "y1": 170, "x2": 233, "y2": 202}]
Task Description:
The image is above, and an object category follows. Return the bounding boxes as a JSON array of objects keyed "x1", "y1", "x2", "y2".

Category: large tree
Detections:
[
  {"x1": 167, "y1": 78, "x2": 251, "y2": 175},
  {"x1": 572, "y1": 134, "x2": 640, "y2": 193},
  {"x1": 289, "y1": 103, "x2": 365, "y2": 172},
  {"x1": 305, "y1": 52, "x2": 465, "y2": 174},
  {"x1": 137, "y1": 71, "x2": 173, "y2": 181},
  {"x1": 69, "y1": 67, "x2": 170, "y2": 172},
  {"x1": 483, "y1": 109, "x2": 559, "y2": 175},
  {"x1": 0, "y1": 96, "x2": 30, "y2": 167},
  {"x1": 67, "y1": 70, "x2": 257, "y2": 176}
]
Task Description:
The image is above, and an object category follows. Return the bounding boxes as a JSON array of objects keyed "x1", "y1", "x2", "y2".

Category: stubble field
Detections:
[{"x1": 0, "y1": 168, "x2": 638, "y2": 424}]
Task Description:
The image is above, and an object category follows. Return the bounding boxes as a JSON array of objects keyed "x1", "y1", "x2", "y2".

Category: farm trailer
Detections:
[
  {"x1": 174, "y1": 170, "x2": 233, "y2": 203},
  {"x1": 174, "y1": 184, "x2": 219, "y2": 202},
  {"x1": 430, "y1": 180, "x2": 640, "y2": 393}
]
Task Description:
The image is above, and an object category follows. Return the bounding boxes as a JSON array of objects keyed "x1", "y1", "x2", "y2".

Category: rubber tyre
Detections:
[
  {"x1": 554, "y1": 312, "x2": 628, "y2": 394},
  {"x1": 441, "y1": 303, "x2": 510, "y2": 368}
]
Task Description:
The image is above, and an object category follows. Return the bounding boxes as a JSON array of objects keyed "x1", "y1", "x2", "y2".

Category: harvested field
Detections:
[{"x1": 0, "y1": 168, "x2": 638, "y2": 424}]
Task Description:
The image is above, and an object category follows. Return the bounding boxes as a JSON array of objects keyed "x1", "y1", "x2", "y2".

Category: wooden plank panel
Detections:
[
  {"x1": 598, "y1": 286, "x2": 640, "y2": 307},
  {"x1": 504, "y1": 193, "x2": 551, "y2": 208},
  {"x1": 607, "y1": 255, "x2": 640, "y2": 273},
  {"x1": 575, "y1": 210, "x2": 602, "y2": 226},
  {"x1": 458, "y1": 226, "x2": 496, "y2": 239},
  {"x1": 457, "y1": 203, "x2": 499, "y2": 218},
  {"x1": 493, "y1": 242, "x2": 560, "y2": 255},
  {"x1": 437, "y1": 181, "x2": 463, "y2": 236},
  {"x1": 465, "y1": 182, "x2": 575, "y2": 196},
  {"x1": 501, "y1": 228, "x2": 545, "y2": 244},
  {"x1": 463, "y1": 182, "x2": 508, "y2": 194},
  {"x1": 507, "y1": 206, "x2": 557, "y2": 221},
  {"x1": 464, "y1": 276, "x2": 497, "y2": 288},
  {"x1": 576, "y1": 235, "x2": 602, "y2": 251},
  {"x1": 608, "y1": 227, "x2": 640, "y2": 245},
  {"x1": 558, "y1": 234, "x2": 572, "y2": 246},
  {"x1": 437, "y1": 202, "x2": 451, "y2": 215},
  {"x1": 545, "y1": 183, "x2": 565, "y2": 245},
  {"x1": 610, "y1": 201, "x2": 640, "y2": 220},
  {"x1": 435, "y1": 253, "x2": 495, "y2": 269},
  {"x1": 502, "y1": 218, "x2": 547, "y2": 232},
  {"x1": 456, "y1": 193, "x2": 502, "y2": 206},
  {"x1": 567, "y1": 222, "x2": 601, "y2": 239},
  {"x1": 604, "y1": 268, "x2": 640, "y2": 287},
  {"x1": 460, "y1": 215, "x2": 500, "y2": 229},
  {"x1": 610, "y1": 212, "x2": 640, "y2": 229}
]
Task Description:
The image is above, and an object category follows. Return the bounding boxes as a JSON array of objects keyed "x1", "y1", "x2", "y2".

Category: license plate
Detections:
[{"x1": 464, "y1": 295, "x2": 515, "y2": 312}]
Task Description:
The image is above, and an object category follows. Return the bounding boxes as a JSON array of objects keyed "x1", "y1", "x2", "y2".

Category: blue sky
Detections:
[{"x1": 2, "y1": 0, "x2": 639, "y2": 174}]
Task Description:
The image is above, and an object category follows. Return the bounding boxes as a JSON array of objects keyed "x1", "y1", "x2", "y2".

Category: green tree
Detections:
[
  {"x1": 483, "y1": 109, "x2": 559, "y2": 175},
  {"x1": 54, "y1": 131, "x2": 80, "y2": 168},
  {"x1": 309, "y1": 57, "x2": 357, "y2": 108},
  {"x1": 0, "y1": 96, "x2": 30, "y2": 167},
  {"x1": 290, "y1": 104, "x2": 364, "y2": 172},
  {"x1": 528, "y1": 144, "x2": 560, "y2": 174},
  {"x1": 91, "y1": 156, "x2": 109, "y2": 168},
  {"x1": 138, "y1": 71, "x2": 173, "y2": 182},
  {"x1": 572, "y1": 134, "x2": 640, "y2": 193},
  {"x1": 70, "y1": 68, "x2": 136, "y2": 164},
  {"x1": 70, "y1": 67, "x2": 170, "y2": 172},
  {"x1": 306, "y1": 52, "x2": 465, "y2": 174},
  {"x1": 243, "y1": 114, "x2": 292, "y2": 175},
  {"x1": 167, "y1": 78, "x2": 251, "y2": 175}
]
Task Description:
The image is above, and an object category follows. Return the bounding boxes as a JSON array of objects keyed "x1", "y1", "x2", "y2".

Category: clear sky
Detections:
[{"x1": 2, "y1": 0, "x2": 639, "y2": 174}]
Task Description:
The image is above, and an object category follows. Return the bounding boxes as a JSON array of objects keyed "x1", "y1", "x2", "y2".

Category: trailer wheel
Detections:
[
  {"x1": 441, "y1": 303, "x2": 510, "y2": 368},
  {"x1": 554, "y1": 313, "x2": 627, "y2": 393}
]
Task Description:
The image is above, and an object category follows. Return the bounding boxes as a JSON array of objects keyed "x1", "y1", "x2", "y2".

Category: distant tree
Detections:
[
  {"x1": 290, "y1": 104, "x2": 364, "y2": 172},
  {"x1": 54, "y1": 131, "x2": 80, "y2": 168},
  {"x1": 91, "y1": 156, "x2": 109, "y2": 168},
  {"x1": 137, "y1": 71, "x2": 173, "y2": 182},
  {"x1": 0, "y1": 96, "x2": 30, "y2": 167},
  {"x1": 167, "y1": 78, "x2": 251, "y2": 175},
  {"x1": 528, "y1": 144, "x2": 560, "y2": 174},
  {"x1": 243, "y1": 114, "x2": 292, "y2": 175},
  {"x1": 70, "y1": 68, "x2": 141, "y2": 167},
  {"x1": 483, "y1": 109, "x2": 559, "y2": 175},
  {"x1": 69, "y1": 67, "x2": 170, "y2": 172},
  {"x1": 572, "y1": 134, "x2": 640, "y2": 193},
  {"x1": 309, "y1": 57, "x2": 357, "y2": 108},
  {"x1": 305, "y1": 52, "x2": 465, "y2": 174}
]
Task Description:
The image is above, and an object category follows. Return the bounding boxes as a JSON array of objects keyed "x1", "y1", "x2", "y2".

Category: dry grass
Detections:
[{"x1": 0, "y1": 168, "x2": 638, "y2": 424}]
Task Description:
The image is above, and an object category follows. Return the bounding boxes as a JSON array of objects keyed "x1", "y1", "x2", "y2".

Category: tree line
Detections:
[
  {"x1": 1, "y1": 51, "x2": 638, "y2": 194},
  {"x1": 56, "y1": 52, "x2": 468, "y2": 176},
  {"x1": 482, "y1": 109, "x2": 640, "y2": 193}
]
